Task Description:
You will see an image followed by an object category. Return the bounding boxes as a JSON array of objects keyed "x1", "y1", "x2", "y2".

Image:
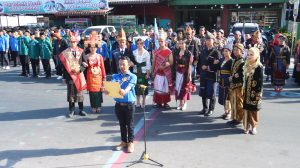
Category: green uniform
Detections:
[
  {"x1": 17, "y1": 36, "x2": 30, "y2": 55},
  {"x1": 39, "y1": 39, "x2": 53, "y2": 60},
  {"x1": 63, "y1": 35, "x2": 70, "y2": 47},
  {"x1": 28, "y1": 39, "x2": 40, "y2": 59}
]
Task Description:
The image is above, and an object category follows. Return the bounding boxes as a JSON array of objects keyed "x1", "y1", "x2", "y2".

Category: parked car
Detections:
[
  {"x1": 231, "y1": 23, "x2": 260, "y2": 35},
  {"x1": 82, "y1": 25, "x2": 116, "y2": 38}
]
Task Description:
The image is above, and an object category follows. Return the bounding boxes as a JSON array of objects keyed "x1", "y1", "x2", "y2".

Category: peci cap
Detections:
[
  {"x1": 234, "y1": 43, "x2": 244, "y2": 51},
  {"x1": 205, "y1": 32, "x2": 215, "y2": 40}
]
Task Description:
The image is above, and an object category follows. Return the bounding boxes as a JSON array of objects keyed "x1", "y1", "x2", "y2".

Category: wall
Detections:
[{"x1": 111, "y1": 4, "x2": 174, "y2": 26}]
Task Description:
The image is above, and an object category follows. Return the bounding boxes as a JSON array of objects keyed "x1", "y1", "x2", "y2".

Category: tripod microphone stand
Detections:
[{"x1": 127, "y1": 84, "x2": 163, "y2": 167}]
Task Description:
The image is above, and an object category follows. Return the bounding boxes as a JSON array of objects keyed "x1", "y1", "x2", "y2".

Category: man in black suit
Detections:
[{"x1": 111, "y1": 28, "x2": 135, "y2": 74}]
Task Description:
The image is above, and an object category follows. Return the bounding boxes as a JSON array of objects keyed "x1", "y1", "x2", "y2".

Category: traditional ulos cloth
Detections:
[
  {"x1": 174, "y1": 49, "x2": 193, "y2": 100},
  {"x1": 86, "y1": 53, "x2": 106, "y2": 108},
  {"x1": 59, "y1": 47, "x2": 86, "y2": 103},
  {"x1": 243, "y1": 59, "x2": 263, "y2": 132},
  {"x1": 152, "y1": 48, "x2": 173, "y2": 105},
  {"x1": 218, "y1": 58, "x2": 233, "y2": 107},
  {"x1": 270, "y1": 45, "x2": 290, "y2": 87},
  {"x1": 133, "y1": 48, "x2": 151, "y2": 95},
  {"x1": 229, "y1": 56, "x2": 245, "y2": 122}
]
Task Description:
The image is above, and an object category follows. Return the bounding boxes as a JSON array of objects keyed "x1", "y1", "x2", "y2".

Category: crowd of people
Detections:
[{"x1": 0, "y1": 24, "x2": 298, "y2": 152}]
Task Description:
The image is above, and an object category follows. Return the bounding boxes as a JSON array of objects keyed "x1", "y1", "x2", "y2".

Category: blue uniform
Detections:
[
  {"x1": 96, "y1": 41, "x2": 109, "y2": 59},
  {"x1": 111, "y1": 71, "x2": 137, "y2": 103},
  {"x1": 0, "y1": 35, "x2": 9, "y2": 52},
  {"x1": 9, "y1": 36, "x2": 18, "y2": 52}
]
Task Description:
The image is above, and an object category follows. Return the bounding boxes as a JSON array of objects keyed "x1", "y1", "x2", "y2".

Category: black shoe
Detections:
[
  {"x1": 154, "y1": 104, "x2": 163, "y2": 108},
  {"x1": 19, "y1": 73, "x2": 26, "y2": 76},
  {"x1": 45, "y1": 76, "x2": 51, "y2": 79},
  {"x1": 67, "y1": 111, "x2": 75, "y2": 118},
  {"x1": 232, "y1": 120, "x2": 242, "y2": 126},
  {"x1": 204, "y1": 110, "x2": 213, "y2": 116},
  {"x1": 198, "y1": 109, "x2": 207, "y2": 115},
  {"x1": 163, "y1": 104, "x2": 171, "y2": 109},
  {"x1": 79, "y1": 110, "x2": 87, "y2": 116}
]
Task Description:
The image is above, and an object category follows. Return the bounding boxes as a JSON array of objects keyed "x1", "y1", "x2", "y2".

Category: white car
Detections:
[{"x1": 82, "y1": 26, "x2": 116, "y2": 37}]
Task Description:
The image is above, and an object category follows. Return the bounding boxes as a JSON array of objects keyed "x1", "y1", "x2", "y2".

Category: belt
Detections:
[
  {"x1": 116, "y1": 102, "x2": 134, "y2": 106},
  {"x1": 220, "y1": 70, "x2": 231, "y2": 75}
]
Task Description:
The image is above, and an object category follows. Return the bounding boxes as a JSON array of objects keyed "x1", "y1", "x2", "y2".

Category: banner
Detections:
[{"x1": 0, "y1": 0, "x2": 109, "y2": 14}]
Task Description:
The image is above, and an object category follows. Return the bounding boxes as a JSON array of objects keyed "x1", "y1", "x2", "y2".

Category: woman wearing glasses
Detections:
[{"x1": 132, "y1": 38, "x2": 151, "y2": 108}]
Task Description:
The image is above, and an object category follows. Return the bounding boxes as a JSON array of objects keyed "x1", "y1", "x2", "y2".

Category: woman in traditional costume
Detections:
[
  {"x1": 243, "y1": 47, "x2": 264, "y2": 135},
  {"x1": 132, "y1": 38, "x2": 151, "y2": 108},
  {"x1": 217, "y1": 45, "x2": 233, "y2": 120},
  {"x1": 84, "y1": 35, "x2": 106, "y2": 113},
  {"x1": 173, "y1": 39, "x2": 193, "y2": 110},
  {"x1": 270, "y1": 35, "x2": 290, "y2": 91}
]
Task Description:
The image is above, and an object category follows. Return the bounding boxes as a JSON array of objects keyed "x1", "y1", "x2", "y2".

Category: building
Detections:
[{"x1": 168, "y1": 0, "x2": 287, "y2": 35}]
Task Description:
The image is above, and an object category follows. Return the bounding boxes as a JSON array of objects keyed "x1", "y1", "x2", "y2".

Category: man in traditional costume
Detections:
[
  {"x1": 60, "y1": 33, "x2": 87, "y2": 118},
  {"x1": 185, "y1": 26, "x2": 199, "y2": 84},
  {"x1": 294, "y1": 39, "x2": 300, "y2": 85},
  {"x1": 270, "y1": 35, "x2": 290, "y2": 91},
  {"x1": 228, "y1": 43, "x2": 245, "y2": 126},
  {"x1": 111, "y1": 28, "x2": 135, "y2": 74},
  {"x1": 152, "y1": 29, "x2": 173, "y2": 108},
  {"x1": 197, "y1": 32, "x2": 221, "y2": 116},
  {"x1": 246, "y1": 30, "x2": 267, "y2": 66}
]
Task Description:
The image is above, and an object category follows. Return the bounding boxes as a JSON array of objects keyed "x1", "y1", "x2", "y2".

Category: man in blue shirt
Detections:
[
  {"x1": 0, "y1": 29, "x2": 10, "y2": 69},
  {"x1": 106, "y1": 56, "x2": 137, "y2": 153},
  {"x1": 9, "y1": 31, "x2": 19, "y2": 67}
]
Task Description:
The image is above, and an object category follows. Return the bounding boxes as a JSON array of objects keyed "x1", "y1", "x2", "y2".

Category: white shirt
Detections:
[{"x1": 133, "y1": 49, "x2": 151, "y2": 73}]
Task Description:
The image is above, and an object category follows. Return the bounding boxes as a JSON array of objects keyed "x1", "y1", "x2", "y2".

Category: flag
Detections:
[{"x1": 154, "y1": 18, "x2": 159, "y2": 49}]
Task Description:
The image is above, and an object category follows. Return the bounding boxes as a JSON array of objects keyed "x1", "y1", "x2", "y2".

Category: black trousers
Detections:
[
  {"x1": 11, "y1": 51, "x2": 19, "y2": 66},
  {"x1": 115, "y1": 103, "x2": 135, "y2": 143},
  {"x1": 19, "y1": 55, "x2": 30, "y2": 75},
  {"x1": 0, "y1": 51, "x2": 9, "y2": 67},
  {"x1": 69, "y1": 102, "x2": 83, "y2": 111},
  {"x1": 202, "y1": 97, "x2": 216, "y2": 112},
  {"x1": 30, "y1": 59, "x2": 39, "y2": 76},
  {"x1": 41, "y1": 59, "x2": 51, "y2": 77}
]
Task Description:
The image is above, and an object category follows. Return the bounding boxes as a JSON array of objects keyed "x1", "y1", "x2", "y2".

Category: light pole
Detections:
[{"x1": 290, "y1": 0, "x2": 299, "y2": 57}]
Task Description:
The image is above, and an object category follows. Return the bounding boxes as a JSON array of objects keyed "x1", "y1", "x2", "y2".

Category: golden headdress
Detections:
[
  {"x1": 84, "y1": 30, "x2": 99, "y2": 48},
  {"x1": 253, "y1": 30, "x2": 261, "y2": 38},
  {"x1": 186, "y1": 25, "x2": 192, "y2": 34},
  {"x1": 158, "y1": 28, "x2": 167, "y2": 40},
  {"x1": 69, "y1": 32, "x2": 78, "y2": 42},
  {"x1": 117, "y1": 27, "x2": 126, "y2": 42}
]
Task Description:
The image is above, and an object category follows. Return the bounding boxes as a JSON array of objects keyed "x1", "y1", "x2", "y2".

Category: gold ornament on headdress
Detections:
[
  {"x1": 158, "y1": 28, "x2": 166, "y2": 40},
  {"x1": 253, "y1": 30, "x2": 261, "y2": 38},
  {"x1": 69, "y1": 32, "x2": 78, "y2": 42},
  {"x1": 117, "y1": 27, "x2": 126, "y2": 42},
  {"x1": 186, "y1": 25, "x2": 192, "y2": 34}
]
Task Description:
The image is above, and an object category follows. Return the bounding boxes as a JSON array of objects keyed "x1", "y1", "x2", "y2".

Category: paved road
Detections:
[{"x1": 0, "y1": 64, "x2": 300, "y2": 168}]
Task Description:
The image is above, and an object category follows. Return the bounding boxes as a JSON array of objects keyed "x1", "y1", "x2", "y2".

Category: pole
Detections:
[
  {"x1": 291, "y1": 0, "x2": 299, "y2": 58},
  {"x1": 144, "y1": 5, "x2": 146, "y2": 26}
]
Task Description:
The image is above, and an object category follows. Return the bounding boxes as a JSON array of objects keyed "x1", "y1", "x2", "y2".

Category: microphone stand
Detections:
[{"x1": 127, "y1": 84, "x2": 163, "y2": 167}]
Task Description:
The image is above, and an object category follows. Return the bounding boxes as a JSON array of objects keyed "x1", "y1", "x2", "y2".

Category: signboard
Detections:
[{"x1": 0, "y1": 0, "x2": 109, "y2": 14}]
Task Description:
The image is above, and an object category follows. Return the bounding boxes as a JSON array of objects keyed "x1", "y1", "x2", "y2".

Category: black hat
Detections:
[
  {"x1": 40, "y1": 32, "x2": 45, "y2": 36},
  {"x1": 30, "y1": 32, "x2": 35, "y2": 36}
]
